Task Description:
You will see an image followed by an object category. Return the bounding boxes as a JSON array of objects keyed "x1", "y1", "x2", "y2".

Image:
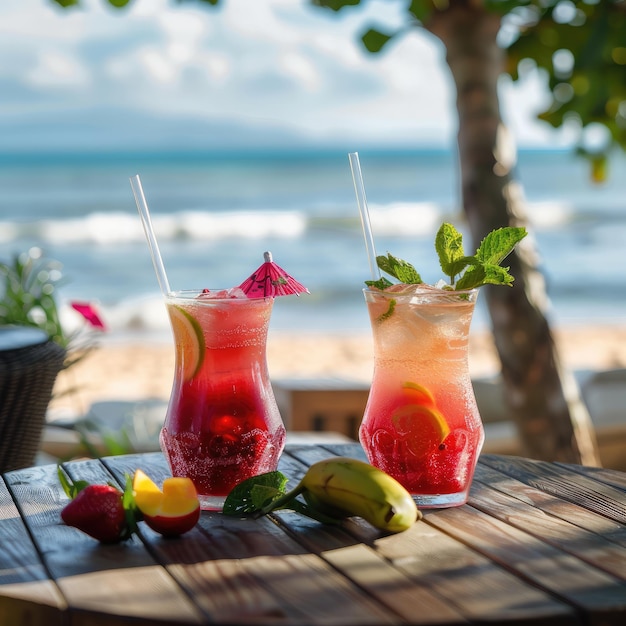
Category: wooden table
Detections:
[{"x1": 1, "y1": 443, "x2": 625, "y2": 625}]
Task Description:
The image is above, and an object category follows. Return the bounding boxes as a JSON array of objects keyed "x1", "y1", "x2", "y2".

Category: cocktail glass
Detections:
[
  {"x1": 160, "y1": 290, "x2": 286, "y2": 511},
  {"x1": 359, "y1": 285, "x2": 484, "y2": 508}
]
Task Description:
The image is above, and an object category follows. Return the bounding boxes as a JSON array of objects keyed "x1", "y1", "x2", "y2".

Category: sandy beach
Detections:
[{"x1": 49, "y1": 324, "x2": 626, "y2": 419}]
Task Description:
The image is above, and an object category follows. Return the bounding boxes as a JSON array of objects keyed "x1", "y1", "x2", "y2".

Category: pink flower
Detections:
[{"x1": 70, "y1": 302, "x2": 106, "y2": 330}]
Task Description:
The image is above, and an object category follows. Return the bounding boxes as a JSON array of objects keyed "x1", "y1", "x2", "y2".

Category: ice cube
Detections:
[{"x1": 197, "y1": 287, "x2": 248, "y2": 300}]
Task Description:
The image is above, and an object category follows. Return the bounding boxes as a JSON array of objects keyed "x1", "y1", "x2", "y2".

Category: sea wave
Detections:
[
  {"x1": 368, "y1": 202, "x2": 444, "y2": 236},
  {"x1": 0, "y1": 210, "x2": 308, "y2": 245},
  {"x1": 0, "y1": 200, "x2": 576, "y2": 247}
]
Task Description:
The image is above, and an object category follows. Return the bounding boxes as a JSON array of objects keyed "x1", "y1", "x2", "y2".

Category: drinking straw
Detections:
[
  {"x1": 130, "y1": 174, "x2": 171, "y2": 296},
  {"x1": 348, "y1": 152, "x2": 380, "y2": 281}
]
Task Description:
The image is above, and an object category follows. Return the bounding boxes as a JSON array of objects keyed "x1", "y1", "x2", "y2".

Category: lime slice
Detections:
[{"x1": 169, "y1": 305, "x2": 205, "y2": 381}]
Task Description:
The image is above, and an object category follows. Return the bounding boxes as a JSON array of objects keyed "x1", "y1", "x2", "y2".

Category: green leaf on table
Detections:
[
  {"x1": 288, "y1": 497, "x2": 344, "y2": 525},
  {"x1": 121, "y1": 473, "x2": 141, "y2": 539},
  {"x1": 57, "y1": 465, "x2": 89, "y2": 499},
  {"x1": 222, "y1": 471, "x2": 289, "y2": 516}
]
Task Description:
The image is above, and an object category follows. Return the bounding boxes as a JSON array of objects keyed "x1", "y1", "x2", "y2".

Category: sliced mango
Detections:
[{"x1": 133, "y1": 469, "x2": 200, "y2": 536}]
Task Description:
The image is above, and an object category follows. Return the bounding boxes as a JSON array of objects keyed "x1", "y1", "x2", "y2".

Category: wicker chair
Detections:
[{"x1": 0, "y1": 326, "x2": 66, "y2": 472}]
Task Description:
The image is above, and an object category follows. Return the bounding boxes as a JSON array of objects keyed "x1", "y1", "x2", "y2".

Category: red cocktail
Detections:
[{"x1": 161, "y1": 290, "x2": 286, "y2": 510}]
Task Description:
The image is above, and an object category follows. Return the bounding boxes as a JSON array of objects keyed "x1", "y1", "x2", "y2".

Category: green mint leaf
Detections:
[
  {"x1": 435, "y1": 223, "x2": 468, "y2": 281},
  {"x1": 223, "y1": 471, "x2": 289, "y2": 516},
  {"x1": 376, "y1": 254, "x2": 422, "y2": 284},
  {"x1": 365, "y1": 277, "x2": 393, "y2": 290},
  {"x1": 475, "y1": 227, "x2": 527, "y2": 266},
  {"x1": 250, "y1": 484, "x2": 284, "y2": 510},
  {"x1": 455, "y1": 264, "x2": 514, "y2": 290}
]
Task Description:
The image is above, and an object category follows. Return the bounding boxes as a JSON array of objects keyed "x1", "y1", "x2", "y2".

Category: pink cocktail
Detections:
[
  {"x1": 160, "y1": 290, "x2": 286, "y2": 510},
  {"x1": 360, "y1": 285, "x2": 484, "y2": 508}
]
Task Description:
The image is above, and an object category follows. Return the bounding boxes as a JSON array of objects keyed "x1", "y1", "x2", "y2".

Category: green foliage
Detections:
[
  {"x1": 52, "y1": 0, "x2": 221, "y2": 7},
  {"x1": 311, "y1": 0, "x2": 626, "y2": 177},
  {"x1": 52, "y1": 0, "x2": 133, "y2": 7},
  {"x1": 505, "y1": 0, "x2": 626, "y2": 170},
  {"x1": 371, "y1": 222, "x2": 527, "y2": 290},
  {"x1": 0, "y1": 248, "x2": 69, "y2": 348},
  {"x1": 362, "y1": 28, "x2": 393, "y2": 53},
  {"x1": 311, "y1": 0, "x2": 360, "y2": 11},
  {"x1": 72, "y1": 418, "x2": 134, "y2": 459},
  {"x1": 375, "y1": 253, "x2": 423, "y2": 285},
  {"x1": 435, "y1": 222, "x2": 470, "y2": 280}
]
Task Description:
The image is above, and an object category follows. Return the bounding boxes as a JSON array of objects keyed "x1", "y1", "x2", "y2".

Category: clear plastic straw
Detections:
[
  {"x1": 348, "y1": 152, "x2": 380, "y2": 281},
  {"x1": 130, "y1": 174, "x2": 171, "y2": 296}
]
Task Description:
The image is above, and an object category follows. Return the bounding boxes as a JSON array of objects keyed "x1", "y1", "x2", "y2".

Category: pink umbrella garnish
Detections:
[
  {"x1": 70, "y1": 301, "x2": 106, "y2": 330},
  {"x1": 238, "y1": 251, "x2": 309, "y2": 299}
]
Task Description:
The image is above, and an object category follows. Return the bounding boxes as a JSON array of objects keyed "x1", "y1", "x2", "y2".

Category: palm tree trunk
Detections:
[{"x1": 427, "y1": 1, "x2": 600, "y2": 465}]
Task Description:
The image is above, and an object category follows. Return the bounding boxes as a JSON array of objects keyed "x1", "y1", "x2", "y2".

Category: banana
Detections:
[{"x1": 300, "y1": 457, "x2": 421, "y2": 532}]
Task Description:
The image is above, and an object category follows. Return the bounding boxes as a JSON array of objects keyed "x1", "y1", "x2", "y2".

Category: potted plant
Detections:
[{"x1": 0, "y1": 248, "x2": 89, "y2": 470}]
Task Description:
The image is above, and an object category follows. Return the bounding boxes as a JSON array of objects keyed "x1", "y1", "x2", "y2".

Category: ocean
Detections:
[{"x1": 2, "y1": 147, "x2": 625, "y2": 341}]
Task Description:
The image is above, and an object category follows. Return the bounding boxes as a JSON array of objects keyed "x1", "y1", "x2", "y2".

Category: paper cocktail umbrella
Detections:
[{"x1": 238, "y1": 251, "x2": 309, "y2": 299}]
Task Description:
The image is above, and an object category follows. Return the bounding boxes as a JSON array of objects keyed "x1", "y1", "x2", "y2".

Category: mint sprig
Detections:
[
  {"x1": 222, "y1": 471, "x2": 344, "y2": 525},
  {"x1": 369, "y1": 222, "x2": 527, "y2": 291}
]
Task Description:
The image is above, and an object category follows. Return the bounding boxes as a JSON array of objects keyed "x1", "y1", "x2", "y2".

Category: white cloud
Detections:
[
  {"x1": 280, "y1": 52, "x2": 321, "y2": 92},
  {"x1": 0, "y1": 0, "x2": 561, "y2": 150},
  {"x1": 26, "y1": 50, "x2": 90, "y2": 87}
]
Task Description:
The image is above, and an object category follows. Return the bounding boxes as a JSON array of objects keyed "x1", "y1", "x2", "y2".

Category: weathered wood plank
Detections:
[
  {"x1": 557, "y1": 462, "x2": 626, "y2": 492},
  {"x1": 480, "y1": 454, "x2": 626, "y2": 524},
  {"x1": 427, "y1": 501, "x2": 626, "y2": 626},
  {"x1": 0, "y1": 474, "x2": 66, "y2": 626},
  {"x1": 5, "y1": 461, "x2": 204, "y2": 625},
  {"x1": 473, "y1": 462, "x2": 626, "y2": 550},
  {"x1": 472, "y1": 463, "x2": 626, "y2": 577}
]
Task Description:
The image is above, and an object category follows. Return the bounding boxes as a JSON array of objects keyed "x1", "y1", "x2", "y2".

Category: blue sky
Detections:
[{"x1": 1, "y1": 0, "x2": 576, "y2": 152}]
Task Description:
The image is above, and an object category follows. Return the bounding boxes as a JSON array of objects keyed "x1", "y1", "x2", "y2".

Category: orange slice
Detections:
[
  {"x1": 402, "y1": 381, "x2": 436, "y2": 406},
  {"x1": 391, "y1": 382, "x2": 451, "y2": 457}
]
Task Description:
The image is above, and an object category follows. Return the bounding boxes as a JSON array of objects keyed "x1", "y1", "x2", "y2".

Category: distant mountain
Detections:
[{"x1": 0, "y1": 106, "x2": 324, "y2": 153}]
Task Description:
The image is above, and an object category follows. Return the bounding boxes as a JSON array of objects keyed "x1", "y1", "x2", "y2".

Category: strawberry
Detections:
[
  {"x1": 58, "y1": 466, "x2": 139, "y2": 544},
  {"x1": 61, "y1": 484, "x2": 129, "y2": 543}
]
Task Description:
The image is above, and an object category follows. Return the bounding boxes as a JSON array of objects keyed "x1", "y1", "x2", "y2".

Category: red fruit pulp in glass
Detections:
[{"x1": 360, "y1": 376, "x2": 483, "y2": 495}]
